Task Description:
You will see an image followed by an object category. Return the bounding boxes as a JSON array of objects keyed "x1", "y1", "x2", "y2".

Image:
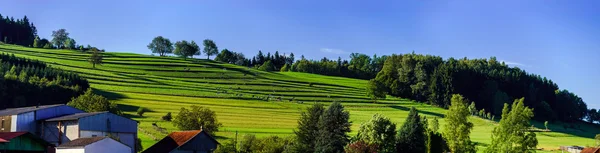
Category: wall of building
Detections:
[
  {"x1": 78, "y1": 113, "x2": 137, "y2": 133},
  {"x1": 16, "y1": 111, "x2": 35, "y2": 132},
  {"x1": 85, "y1": 138, "x2": 131, "y2": 153},
  {"x1": 41, "y1": 121, "x2": 80, "y2": 146},
  {"x1": 178, "y1": 132, "x2": 217, "y2": 152},
  {"x1": 55, "y1": 148, "x2": 84, "y2": 153},
  {"x1": 0, "y1": 115, "x2": 12, "y2": 132}
]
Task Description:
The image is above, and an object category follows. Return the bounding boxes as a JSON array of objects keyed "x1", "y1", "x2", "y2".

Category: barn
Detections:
[
  {"x1": 42, "y1": 112, "x2": 138, "y2": 153},
  {"x1": 0, "y1": 104, "x2": 84, "y2": 134},
  {"x1": 55, "y1": 137, "x2": 131, "y2": 153},
  {"x1": 143, "y1": 130, "x2": 218, "y2": 153},
  {"x1": 0, "y1": 132, "x2": 51, "y2": 153}
]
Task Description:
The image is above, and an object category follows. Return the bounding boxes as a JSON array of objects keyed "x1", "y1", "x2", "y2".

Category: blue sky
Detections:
[{"x1": 2, "y1": 0, "x2": 599, "y2": 109}]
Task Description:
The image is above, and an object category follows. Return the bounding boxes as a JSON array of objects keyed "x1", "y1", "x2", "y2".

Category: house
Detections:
[
  {"x1": 42, "y1": 111, "x2": 138, "y2": 153},
  {"x1": 582, "y1": 148, "x2": 600, "y2": 153},
  {"x1": 143, "y1": 130, "x2": 219, "y2": 153},
  {"x1": 0, "y1": 104, "x2": 84, "y2": 134},
  {"x1": 561, "y1": 146, "x2": 585, "y2": 153},
  {"x1": 0, "y1": 132, "x2": 51, "y2": 153},
  {"x1": 55, "y1": 137, "x2": 131, "y2": 153}
]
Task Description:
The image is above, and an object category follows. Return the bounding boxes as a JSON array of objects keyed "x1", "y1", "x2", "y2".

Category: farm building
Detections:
[
  {"x1": 582, "y1": 148, "x2": 600, "y2": 153},
  {"x1": 561, "y1": 146, "x2": 585, "y2": 153},
  {"x1": 55, "y1": 137, "x2": 131, "y2": 153},
  {"x1": 42, "y1": 111, "x2": 137, "y2": 153},
  {"x1": 0, "y1": 104, "x2": 84, "y2": 134},
  {"x1": 143, "y1": 130, "x2": 219, "y2": 153},
  {"x1": 0, "y1": 132, "x2": 51, "y2": 153}
]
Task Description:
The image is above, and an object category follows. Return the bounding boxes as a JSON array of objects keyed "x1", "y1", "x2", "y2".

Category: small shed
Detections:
[
  {"x1": 55, "y1": 137, "x2": 131, "y2": 153},
  {"x1": 143, "y1": 130, "x2": 219, "y2": 153},
  {"x1": 0, "y1": 132, "x2": 51, "y2": 153}
]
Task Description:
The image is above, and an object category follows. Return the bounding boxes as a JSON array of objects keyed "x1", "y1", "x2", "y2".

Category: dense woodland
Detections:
[
  {"x1": 0, "y1": 53, "x2": 89, "y2": 109},
  {"x1": 0, "y1": 14, "x2": 37, "y2": 47}
]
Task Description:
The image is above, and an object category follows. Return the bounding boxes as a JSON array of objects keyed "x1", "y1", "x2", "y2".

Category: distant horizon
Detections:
[{"x1": 1, "y1": 0, "x2": 598, "y2": 109}]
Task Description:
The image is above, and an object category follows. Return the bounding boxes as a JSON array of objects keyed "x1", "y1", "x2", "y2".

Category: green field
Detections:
[{"x1": 0, "y1": 44, "x2": 597, "y2": 152}]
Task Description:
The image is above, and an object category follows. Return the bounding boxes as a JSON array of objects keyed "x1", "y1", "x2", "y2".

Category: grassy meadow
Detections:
[{"x1": 0, "y1": 44, "x2": 597, "y2": 152}]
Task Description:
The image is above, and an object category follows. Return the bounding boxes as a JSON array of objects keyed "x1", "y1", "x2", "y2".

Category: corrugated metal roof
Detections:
[
  {"x1": 0, "y1": 104, "x2": 64, "y2": 116},
  {"x1": 45, "y1": 112, "x2": 108, "y2": 121},
  {"x1": 56, "y1": 137, "x2": 105, "y2": 148}
]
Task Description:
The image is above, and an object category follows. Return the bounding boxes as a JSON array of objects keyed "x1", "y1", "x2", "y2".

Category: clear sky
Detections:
[{"x1": 2, "y1": 0, "x2": 599, "y2": 109}]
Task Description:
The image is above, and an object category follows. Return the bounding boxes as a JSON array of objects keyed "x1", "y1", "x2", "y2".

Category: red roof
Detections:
[
  {"x1": 143, "y1": 130, "x2": 218, "y2": 153},
  {"x1": 582, "y1": 148, "x2": 600, "y2": 153},
  {"x1": 0, "y1": 132, "x2": 28, "y2": 142},
  {"x1": 168, "y1": 130, "x2": 201, "y2": 146}
]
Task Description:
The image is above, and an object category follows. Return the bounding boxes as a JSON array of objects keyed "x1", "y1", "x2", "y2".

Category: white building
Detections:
[{"x1": 55, "y1": 137, "x2": 131, "y2": 153}]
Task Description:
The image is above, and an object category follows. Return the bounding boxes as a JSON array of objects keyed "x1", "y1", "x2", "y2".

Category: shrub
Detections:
[{"x1": 162, "y1": 112, "x2": 172, "y2": 121}]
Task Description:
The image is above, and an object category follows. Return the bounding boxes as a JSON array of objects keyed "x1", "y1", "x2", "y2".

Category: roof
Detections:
[
  {"x1": 46, "y1": 112, "x2": 107, "y2": 121},
  {"x1": 582, "y1": 148, "x2": 600, "y2": 153},
  {"x1": 0, "y1": 104, "x2": 64, "y2": 116},
  {"x1": 143, "y1": 130, "x2": 219, "y2": 153},
  {"x1": 0, "y1": 132, "x2": 51, "y2": 146},
  {"x1": 56, "y1": 137, "x2": 105, "y2": 148}
]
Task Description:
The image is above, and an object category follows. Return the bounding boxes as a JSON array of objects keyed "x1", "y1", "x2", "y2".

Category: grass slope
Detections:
[{"x1": 0, "y1": 44, "x2": 597, "y2": 152}]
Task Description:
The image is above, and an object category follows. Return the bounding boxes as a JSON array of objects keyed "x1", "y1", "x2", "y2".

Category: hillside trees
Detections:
[
  {"x1": 173, "y1": 105, "x2": 222, "y2": 135},
  {"x1": 444, "y1": 94, "x2": 477, "y2": 153},
  {"x1": 0, "y1": 14, "x2": 37, "y2": 46},
  {"x1": 396, "y1": 107, "x2": 426, "y2": 153},
  {"x1": 89, "y1": 48, "x2": 103, "y2": 68},
  {"x1": 67, "y1": 88, "x2": 121, "y2": 115},
  {"x1": 51, "y1": 29, "x2": 69, "y2": 48},
  {"x1": 64, "y1": 38, "x2": 76, "y2": 50},
  {"x1": 366, "y1": 79, "x2": 386, "y2": 100},
  {"x1": 147, "y1": 36, "x2": 174, "y2": 56},
  {"x1": 215, "y1": 49, "x2": 249, "y2": 66},
  {"x1": 174, "y1": 40, "x2": 200, "y2": 59},
  {"x1": 258, "y1": 60, "x2": 275, "y2": 72},
  {"x1": 315, "y1": 102, "x2": 351, "y2": 153},
  {"x1": 355, "y1": 113, "x2": 396, "y2": 153},
  {"x1": 486, "y1": 98, "x2": 538, "y2": 152},
  {"x1": 202, "y1": 39, "x2": 218, "y2": 59},
  {"x1": 293, "y1": 103, "x2": 324, "y2": 153}
]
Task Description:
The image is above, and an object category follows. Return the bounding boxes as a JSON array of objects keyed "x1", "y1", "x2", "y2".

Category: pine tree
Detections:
[
  {"x1": 293, "y1": 103, "x2": 325, "y2": 153},
  {"x1": 396, "y1": 107, "x2": 426, "y2": 153},
  {"x1": 315, "y1": 102, "x2": 351, "y2": 153}
]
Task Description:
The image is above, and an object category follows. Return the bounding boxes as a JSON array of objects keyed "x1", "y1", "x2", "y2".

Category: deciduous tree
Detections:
[
  {"x1": 174, "y1": 40, "x2": 200, "y2": 59},
  {"x1": 202, "y1": 39, "x2": 218, "y2": 59},
  {"x1": 355, "y1": 113, "x2": 396, "y2": 153},
  {"x1": 147, "y1": 36, "x2": 173, "y2": 56},
  {"x1": 173, "y1": 105, "x2": 222, "y2": 135},
  {"x1": 486, "y1": 98, "x2": 537, "y2": 153},
  {"x1": 51, "y1": 29, "x2": 69, "y2": 48},
  {"x1": 443, "y1": 94, "x2": 476, "y2": 153}
]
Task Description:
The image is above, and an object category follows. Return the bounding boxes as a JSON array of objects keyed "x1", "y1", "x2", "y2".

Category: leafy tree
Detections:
[
  {"x1": 280, "y1": 63, "x2": 290, "y2": 72},
  {"x1": 51, "y1": 29, "x2": 69, "y2": 48},
  {"x1": 315, "y1": 102, "x2": 351, "y2": 153},
  {"x1": 239, "y1": 134, "x2": 258, "y2": 153},
  {"x1": 214, "y1": 140, "x2": 237, "y2": 153},
  {"x1": 162, "y1": 112, "x2": 172, "y2": 121},
  {"x1": 172, "y1": 105, "x2": 222, "y2": 135},
  {"x1": 43, "y1": 43, "x2": 53, "y2": 49},
  {"x1": 202, "y1": 39, "x2": 218, "y2": 59},
  {"x1": 344, "y1": 140, "x2": 378, "y2": 153},
  {"x1": 89, "y1": 48, "x2": 103, "y2": 68},
  {"x1": 396, "y1": 107, "x2": 426, "y2": 153},
  {"x1": 430, "y1": 117, "x2": 439, "y2": 132},
  {"x1": 65, "y1": 38, "x2": 76, "y2": 50},
  {"x1": 215, "y1": 49, "x2": 234, "y2": 63},
  {"x1": 293, "y1": 103, "x2": 325, "y2": 153},
  {"x1": 485, "y1": 98, "x2": 537, "y2": 153},
  {"x1": 443, "y1": 94, "x2": 476, "y2": 153},
  {"x1": 259, "y1": 60, "x2": 275, "y2": 72},
  {"x1": 366, "y1": 79, "x2": 386, "y2": 100},
  {"x1": 468, "y1": 102, "x2": 477, "y2": 116},
  {"x1": 355, "y1": 113, "x2": 396, "y2": 153},
  {"x1": 67, "y1": 88, "x2": 121, "y2": 115},
  {"x1": 147, "y1": 36, "x2": 174, "y2": 56},
  {"x1": 174, "y1": 40, "x2": 200, "y2": 59},
  {"x1": 544, "y1": 121, "x2": 548, "y2": 131},
  {"x1": 33, "y1": 36, "x2": 41, "y2": 48},
  {"x1": 137, "y1": 107, "x2": 147, "y2": 117}
]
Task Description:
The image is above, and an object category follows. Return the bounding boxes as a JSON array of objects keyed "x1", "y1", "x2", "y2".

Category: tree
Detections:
[
  {"x1": 43, "y1": 42, "x2": 53, "y2": 49},
  {"x1": 162, "y1": 112, "x2": 172, "y2": 121},
  {"x1": 426, "y1": 131, "x2": 448, "y2": 153},
  {"x1": 443, "y1": 94, "x2": 476, "y2": 153},
  {"x1": 544, "y1": 121, "x2": 548, "y2": 131},
  {"x1": 65, "y1": 38, "x2": 76, "y2": 50},
  {"x1": 33, "y1": 36, "x2": 41, "y2": 48},
  {"x1": 293, "y1": 103, "x2": 325, "y2": 153},
  {"x1": 174, "y1": 40, "x2": 200, "y2": 59},
  {"x1": 147, "y1": 36, "x2": 174, "y2": 56},
  {"x1": 280, "y1": 63, "x2": 290, "y2": 72},
  {"x1": 355, "y1": 113, "x2": 396, "y2": 153},
  {"x1": 344, "y1": 141, "x2": 378, "y2": 153},
  {"x1": 51, "y1": 29, "x2": 69, "y2": 48},
  {"x1": 486, "y1": 98, "x2": 538, "y2": 153},
  {"x1": 396, "y1": 107, "x2": 426, "y2": 153},
  {"x1": 258, "y1": 60, "x2": 275, "y2": 72},
  {"x1": 215, "y1": 49, "x2": 234, "y2": 63},
  {"x1": 366, "y1": 79, "x2": 386, "y2": 100},
  {"x1": 67, "y1": 88, "x2": 122, "y2": 115},
  {"x1": 430, "y1": 117, "x2": 439, "y2": 132},
  {"x1": 315, "y1": 102, "x2": 351, "y2": 153},
  {"x1": 202, "y1": 39, "x2": 218, "y2": 59},
  {"x1": 172, "y1": 105, "x2": 222, "y2": 135},
  {"x1": 468, "y1": 102, "x2": 477, "y2": 116},
  {"x1": 89, "y1": 48, "x2": 103, "y2": 68},
  {"x1": 596, "y1": 134, "x2": 600, "y2": 146},
  {"x1": 137, "y1": 107, "x2": 147, "y2": 117}
]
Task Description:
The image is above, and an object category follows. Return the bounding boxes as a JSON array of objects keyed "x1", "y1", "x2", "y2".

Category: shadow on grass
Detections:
[
  {"x1": 388, "y1": 105, "x2": 445, "y2": 118},
  {"x1": 92, "y1": 88, "x2": 127, "y2": 100}
]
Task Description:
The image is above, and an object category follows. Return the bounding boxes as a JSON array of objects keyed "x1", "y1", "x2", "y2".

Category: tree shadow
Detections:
[
  {"x1": 388, "y1": 105, "x2": 445, "y2": 118},
  {"x1": 92, "y1": 88, "x2": 127, "y2": 100}
]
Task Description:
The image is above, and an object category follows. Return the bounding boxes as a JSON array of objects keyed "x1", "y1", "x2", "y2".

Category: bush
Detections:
[
  {"x1": 280, "y1": 63, "x2": 290, "y2": 72},
  {"x1": 258, "y1": 60, "x2": 275, "y2": 72},
  {"x1": 172, "y1": 105, "x2": 222, "y2": 135},
  {"x1": 137, "y1": 107, "x2": 147, "y2": 117},
  {"x1": 162, "y1": 112, "x2": 172, "y2": 121},
  {"x1": 67, "y1": 88, "x2": 121, "y2": 115}
]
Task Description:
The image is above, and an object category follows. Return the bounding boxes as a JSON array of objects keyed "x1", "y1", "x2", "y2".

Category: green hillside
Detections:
[{"x1": 0, "y1": 44, "x2": 597, "y2": 152}]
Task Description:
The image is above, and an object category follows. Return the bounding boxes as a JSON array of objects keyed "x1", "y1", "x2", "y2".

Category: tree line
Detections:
[
  {"x1": 0, "y1": 14, "x2": 36, "y2": 46},
  {"x1": 211, "y1": 94, "x2": 538, "y2": 153},
  {"x1": 0, "y1": 53, "x2": 89, "y2": 109},
  {"x1": 368, "y1": 53, "x2": 590, "y2": 123}
]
